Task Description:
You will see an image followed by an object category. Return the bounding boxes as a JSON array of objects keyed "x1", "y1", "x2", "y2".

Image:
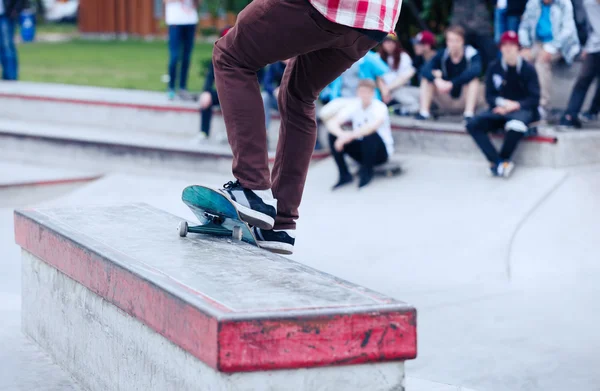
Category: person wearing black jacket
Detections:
[
  {"x1": 466, "y1": 31, "x2": 540, "y2": 177},
  {"x1": 417, "y1": 25, "x2": 484, "y2": 121},
  {"x1": 0, "y1": 0, "x2": 29, "y2": 80}
]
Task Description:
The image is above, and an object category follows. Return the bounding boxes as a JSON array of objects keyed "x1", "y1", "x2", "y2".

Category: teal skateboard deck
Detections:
[{"x1": 179, "y1": 185, "x2": 258, "y2": 246}]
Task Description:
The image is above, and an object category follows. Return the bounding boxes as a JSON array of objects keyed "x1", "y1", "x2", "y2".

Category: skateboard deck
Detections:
[
  {"x1": 179, "y1": 185, "x2": 258, "y2": 246},
  {"x1": 352, "y1": 161, "x2": 403, "y2": 178}
]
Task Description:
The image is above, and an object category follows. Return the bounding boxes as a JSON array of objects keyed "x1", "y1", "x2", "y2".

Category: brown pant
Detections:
[{"x1": 213, "y1": 0, "x2": 378, "y2": 229}]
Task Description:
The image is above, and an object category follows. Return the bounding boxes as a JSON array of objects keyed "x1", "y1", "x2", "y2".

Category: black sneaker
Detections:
[
  {"x1": 332, "y1": 173, "x2": 353, "y2": 190},
  {"x1": 358, "y1": 167, "x2": 374, "y2": 188},
  {"x1": 414, "y1": 113, "x2": 431, "y2": 121},
  {"x1": 220, "y1": 180, "x2": 277, "y2": 230},
  {"x1": 253, "y1": 227, "x2": 295, "y2": 255},
  {"x1": 559, "y1": 114, "x2": 582, "y2": 129},
  {"x1": 580, "y1": 111, "x2": 598, "y2": 123}
]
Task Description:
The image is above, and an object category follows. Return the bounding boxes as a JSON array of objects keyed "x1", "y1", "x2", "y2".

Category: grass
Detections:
[
  {"x1": 18, "y1": 39, "x2": 214, "y2": 92},
  {"x1": 36, "y1": 23, "x2": 79, "y2": 35}
]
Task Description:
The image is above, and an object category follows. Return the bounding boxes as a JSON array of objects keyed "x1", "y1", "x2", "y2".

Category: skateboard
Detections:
[
  {"x1": 178, "y1": 185, "x2": 258, "y2": 246},
  {"x1": 352, "y1": 161, "x2": 403, "y2": 178}
]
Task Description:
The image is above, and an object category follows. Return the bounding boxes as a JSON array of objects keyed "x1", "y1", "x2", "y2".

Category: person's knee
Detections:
[
  {"x1": 505, "y1": 119, "x2": 528, "y2": 133},
  {"x1": 466, "y1": 118, "x2": 482, "y2": 134}
]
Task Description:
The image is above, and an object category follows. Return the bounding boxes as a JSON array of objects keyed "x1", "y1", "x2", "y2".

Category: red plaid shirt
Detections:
[{"x1": 309, "y1": 0, "x2": 402, "y2": 32}]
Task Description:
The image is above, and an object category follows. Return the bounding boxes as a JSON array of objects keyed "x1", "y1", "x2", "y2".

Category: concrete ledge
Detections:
[
  {"x1": 14, "y1": 204, "x2": 416, "y2": 389},
  {"x1": 22, "y1": 251, "x2": 405, "y2": 391}
]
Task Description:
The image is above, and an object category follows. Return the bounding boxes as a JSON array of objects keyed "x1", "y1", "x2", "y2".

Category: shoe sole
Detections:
[
  {"x1": 232, "y1": 200, "x2": 275, "y2": 230},
  {"x1": 256, "y1": 240, "x2": 294, "y2": 255}
]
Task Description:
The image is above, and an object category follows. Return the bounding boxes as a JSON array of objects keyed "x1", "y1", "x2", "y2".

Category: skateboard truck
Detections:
[{"x1": 178, "y1": 220, "x2": 244, "y2": 241}]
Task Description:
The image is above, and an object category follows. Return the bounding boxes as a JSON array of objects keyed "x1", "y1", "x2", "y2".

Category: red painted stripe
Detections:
[
  {"x1": 390, "y1": 124, "x2": 558, "y2": 144},
  {"x1": 0, "y1": 92, "x2": 199, "y2": 114},
  {"x1": 14, "y1": 213, "x2": 221, "y2": 369},
  {"x1": 218, "y1": 310, "x2": 417, "y2": 372},
  {"x1": 0, "y1": 175, "x2": 102, "y2": 189}
]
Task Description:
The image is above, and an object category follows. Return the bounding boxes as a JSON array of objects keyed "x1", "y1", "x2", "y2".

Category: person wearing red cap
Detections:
[
  {"x1": 466, "y1": 31, "x2": 541, "y2": 178},
  {"x1": 411, "y1": 31, "x2": 437, "y2": 84},
  {"x1": 211, "y1": 0, "x2": 403, "y2": 254}
]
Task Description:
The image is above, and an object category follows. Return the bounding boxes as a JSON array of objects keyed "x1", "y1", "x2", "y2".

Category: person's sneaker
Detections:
[
  {"x1": 332, "y1": 173, "x2": 353, "y2": 190},
  {"x1": 253, "y1": 227, "x2": 295, "y2": 255},
  {"x1": 580, "y1": 111, "x2": 598, "y2": 123},
  {"x1": 559, "y1": 114, "x2": 582, "y2": 129},
  {"x1": 414, "y1": 112, "x2": 431, "y2": 121},
  {"x1": 500, "y1": 160, "x2": 515, "y2": 178},
  {"x1": 191, "y1": 132, "x2": 208, "y2": 143},
  {"x1": 220, "y1": 180, "x2": 277, "y2": 230},
  {"x1": 358, "y1": 167, "x2": 374, "y2": 188},
  {"x1": 489, "y1": 162, "x2": 502, "y2": 177},
  {"x1": 167, "y1": 90, "x2": 176, "y2": 101}
]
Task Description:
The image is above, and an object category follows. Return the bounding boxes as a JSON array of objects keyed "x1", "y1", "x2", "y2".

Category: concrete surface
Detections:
[
  {"x1": 2, "y1": 155, "x2": 600, "y2": 390},
  {"x1": 23, "y1": 251, "x2": 405, "y2": 391}
]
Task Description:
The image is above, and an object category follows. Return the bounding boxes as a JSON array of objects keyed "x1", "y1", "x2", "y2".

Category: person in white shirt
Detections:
[
  {"x1": 164, "y1": 0, "x2": 199, "y2": 100},
  {"x1": 378, "y1": 34, "x2": 420, "y2": 114},
  {"x1": 323, "y1": 79, "x2": 395, "y2": 189}
]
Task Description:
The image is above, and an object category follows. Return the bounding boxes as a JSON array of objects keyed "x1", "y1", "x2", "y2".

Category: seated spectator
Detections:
[
  {"x1": 560, "y1": 0, "x2": 600, "y2": 129},
  {"x1": 319, "y1": 50, "x2": 389, "y2": 103},
  {"x1": 518, "y1": 0, "x2": 581, "y2": 111},
  {"x1": 411, "y1": 31, "x2": 438, "y2": 82},
  {"x1": 495, "y1": 0, "x2": 528, "y2": 43},
  {"x1": 378, "y1": 34, "x2": 420, "y2": 114},
  {"x1": 417, "y1": 25, "x2": 483, "y2": 121},
  {"x1": 261, "y1": 60, "x2": 288, "y2": 131},
  {"x1": 324, "y1": 79, "x2": 395, "y2": 189},
  {"x1": 466, "y1": 31, "x2": 540, "y2": 177}
]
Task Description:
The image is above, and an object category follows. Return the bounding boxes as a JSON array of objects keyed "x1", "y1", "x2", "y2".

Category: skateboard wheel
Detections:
[
  {"x1": 232, "y1": 226, "x2": 243, "y2": 241},
  {"x1": 178, "y1": 221, "x2": 188, "y2": 237}
]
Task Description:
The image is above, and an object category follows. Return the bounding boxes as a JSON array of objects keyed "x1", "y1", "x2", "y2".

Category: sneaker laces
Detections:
[{"x1": 222, "y1": 180, "x2": 240, "y2": 190}]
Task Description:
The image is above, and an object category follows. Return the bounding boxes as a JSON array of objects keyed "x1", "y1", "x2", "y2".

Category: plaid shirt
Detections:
[{"x1": 309, "y1": 0, "x2": 403, "y2": 32}]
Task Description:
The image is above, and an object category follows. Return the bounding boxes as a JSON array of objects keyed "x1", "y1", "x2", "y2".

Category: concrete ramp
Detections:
[{"x1": 14, "y1": 203, "x2": 417, "y2": 391}]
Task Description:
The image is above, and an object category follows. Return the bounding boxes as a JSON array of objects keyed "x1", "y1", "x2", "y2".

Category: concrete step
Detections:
[
  {"x1": 0, "y1": 119, "x2": 329, "y2": 175},
  {"x1": 0, "y1": 81, "x2": 200, "y2": 137}
]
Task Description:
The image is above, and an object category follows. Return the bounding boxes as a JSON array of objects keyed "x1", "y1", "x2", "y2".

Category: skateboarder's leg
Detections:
[
  {"x1": 212, "y1": 0, "x2": 371, "y2": 191},
  {"x1": 272, "y1": 41, "x2": 377, "y2": 229}
]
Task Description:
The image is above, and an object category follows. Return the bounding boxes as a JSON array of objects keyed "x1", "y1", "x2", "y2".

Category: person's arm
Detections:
[
  {"x1": 518, "y1": 0, "x2": 536, "y2": 48},
  {"x1": 517, "y1": 65, "x2": 541, "y2": 110},
  {"x1": 352, "y1": 103, "x2": 387, "y2": 138},
  {"x1": 386, "y1": 68, "x2": 416, "y2": 90},
  {"x1": 420, "y1": 51, "x2": 441, "y2": 82},
  {"x1": 546, "y1": 0, "x2": 577, "y2": 55},
  {"x1": 324, "y1": 102, "x2": 355, "y2": 138},
  {"x1": 450, "y1": 51, "x2": 482, "y2": 89}
]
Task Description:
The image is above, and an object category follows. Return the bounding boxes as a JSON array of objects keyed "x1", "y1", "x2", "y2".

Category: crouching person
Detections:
[
  {"x1": 323, "y1": 79, "x2": 394, "y2": 189},
  {"x1": 467, "y1": 31, "x2": 540, "y2": 178}
]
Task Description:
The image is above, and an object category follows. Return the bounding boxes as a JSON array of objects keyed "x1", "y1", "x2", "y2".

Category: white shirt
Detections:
[
  {"x1": 0, "y1": 1, "x2": 5, "y2": 16},
  {"x1": 382, "y1": 52, "x2": 414, "y2": 85},
  {"x1": 166, "y1": 0, "x2": 199, "y2": 25},
  {"x1": 336, "y1": 98, "x2": 395, "y2": 157}
]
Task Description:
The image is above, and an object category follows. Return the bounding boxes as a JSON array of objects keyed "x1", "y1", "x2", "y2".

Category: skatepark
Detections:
[{"x1": 1, "y1": 82, "x2": 600, "y2": 391}]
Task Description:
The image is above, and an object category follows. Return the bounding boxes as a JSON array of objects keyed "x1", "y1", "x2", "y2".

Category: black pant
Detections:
[
  {"x1": 466, "y1": 32, "x2": 498, "y2": 74},
  {"x1": 566, "y1": 52, "x2": 600, "y2": 117},
  {"x1": 466, "y1": 109, "x2": 534, "y2": 163},
  {"x1": 200, "y1": 89, "x2": 219, "y2": 136},
  {"x1": 587, "y1": 73, "x2": 600, "y2": 115},
  {"x1": 328, "y1": 132, "x2": 388, "y2": 177}
]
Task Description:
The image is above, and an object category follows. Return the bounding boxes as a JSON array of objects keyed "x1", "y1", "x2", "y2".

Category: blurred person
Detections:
[
  {"x1": 324, "y1": 79, "x2": 394, "y2": 189},
  {"x1": 212, "y1": 0, "x2": 400, "y2": 254},
  {"x1": 0, "y1": 0, "x2": 29, "y2": 80},
  {"x1": 378, "y1": 34, "x2": 419, "y2": 114},
  {"x1": 495, "y1": 0, "x2": 528, "y2": 43},
  {"x1": 261, "y1": 60, "x2": 289, "y2": 131},
  {"x1": 165, "y1": 0, "x2": 199, "y2": 101},
  {"x1": 417, "y1": 25, "x2": 483, "y2": 121},
  {"x1": 581, "y1": 83, "x2": 600, "y2": 122},
  {"x1": 560, "y1": 0, "x2": 600, "y2": 128},
  {"x1": 411, "y1": 30, "x2": 437, "y2": 81},
  {"x1": 451, "y1": 0, "x2": 499, "y2": 72},
  {"x1": 518, "y1": 0, "x2": 580, "y2": 111},
  {"x1": 319, "y1": 50, "x2": 390, "y2": 104},
  {"x1": 467, "y1": 31, "x2": 540, "y2": 177}
]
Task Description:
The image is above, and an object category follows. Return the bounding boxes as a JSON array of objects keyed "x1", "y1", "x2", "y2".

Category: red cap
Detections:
[
  {"x1": 412, "y1": 31, "x2": 436, "y2": 47},
  {"x1": 499, "y1": 30, "x2": 520, "y2": 47}
]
